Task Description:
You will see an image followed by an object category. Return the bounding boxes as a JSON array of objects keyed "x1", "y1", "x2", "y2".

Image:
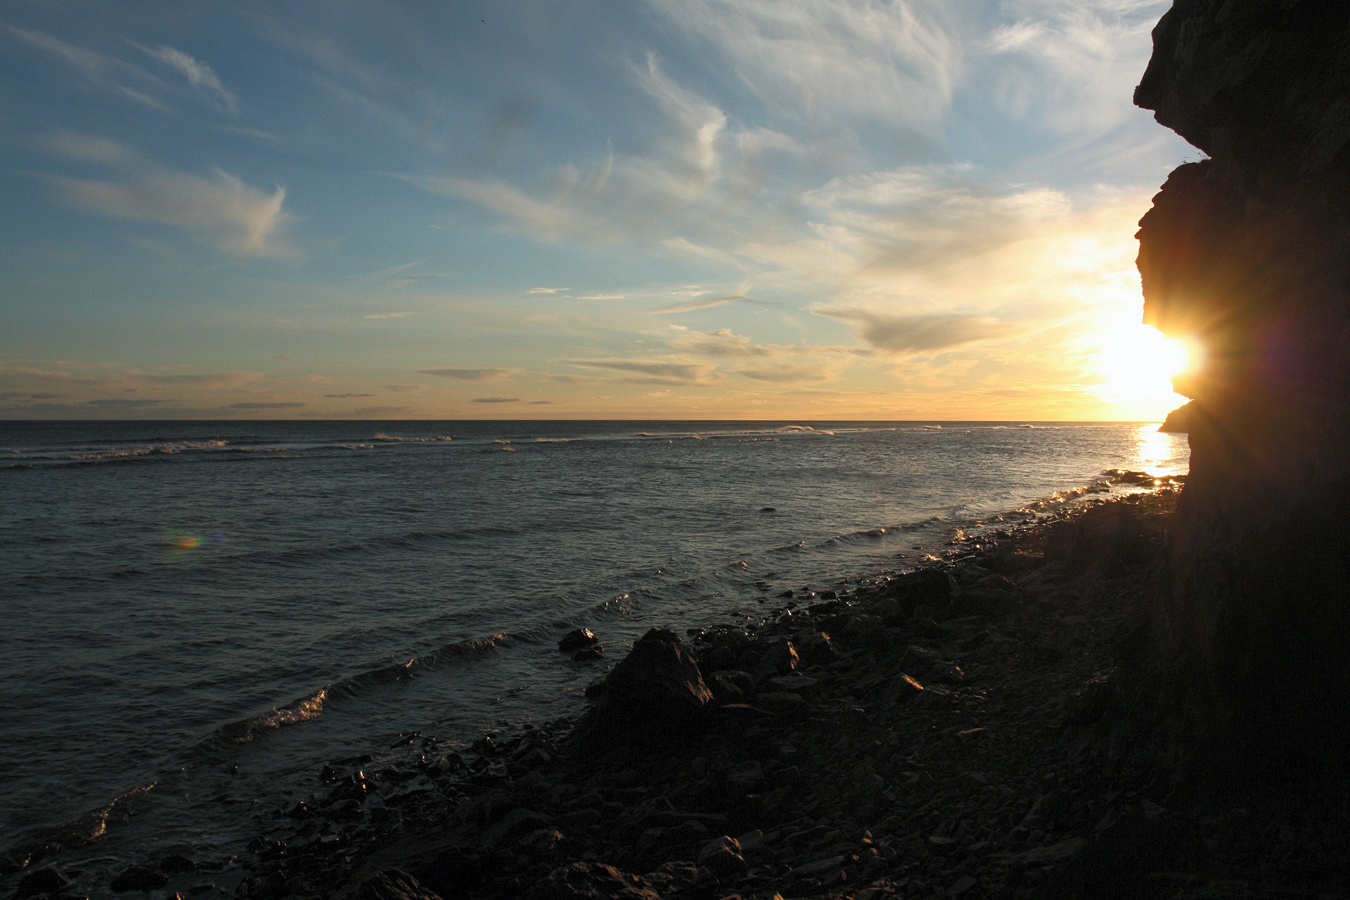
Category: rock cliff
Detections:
[{"x1": 1134, "y1": 0, "x2": 1350, "y2": 752}]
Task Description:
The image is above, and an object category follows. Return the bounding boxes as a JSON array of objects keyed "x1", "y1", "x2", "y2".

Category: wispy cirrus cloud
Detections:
[
  {"x1": 640, "y1": 0, "x2": 963, "y2": 139},
  {"x1": 44, "y1": 132, "x2": 294, "y2": 258},
  {"x1": 4, "y1": 25, "x2": 144, "y2": 90},
  {"x1": 5, "y1": 26, "x2": 244, "y2": 117},
  {"x1": 652, "y1": 283, "x2": 772, "y2": 315},
  {"x1": 394, "y1": 54, "x2": 800, "y2": 248},
  {"x1": 978, "y1": 0, "x2": 1164, "y2": 137},
  {"x1": 129, "y1": 42, "x2": 239, "y2": 113}
]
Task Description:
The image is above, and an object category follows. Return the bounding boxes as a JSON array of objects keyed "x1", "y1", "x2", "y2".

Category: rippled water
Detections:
[{"x1": 0, "y1": 419, "x2": 1187, "y2": 887}]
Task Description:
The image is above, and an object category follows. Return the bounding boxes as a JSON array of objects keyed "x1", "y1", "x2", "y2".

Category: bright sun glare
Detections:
[{"x1": 1095, "y1": 323, "x2": 1193, "y2": 417}]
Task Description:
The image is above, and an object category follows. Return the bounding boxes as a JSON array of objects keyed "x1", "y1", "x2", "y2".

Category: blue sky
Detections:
[{"x1": 0, "y1": 0, "x2": 1192, "y2": 420}]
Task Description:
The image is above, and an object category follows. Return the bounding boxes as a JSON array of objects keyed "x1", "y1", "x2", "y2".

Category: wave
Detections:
[
  {"x1": 206, "y1": 633, "x2": 511, "y2": 749},
  {"x1": 2, "y1": 781, "x2": 158, "y2": 863},
  {"x1": 370, "y1": 433, "x2": 455, "y2": 444},
  {"x1": 0, "y1": 436, "x2": 455, "y2": 469},
  {"x1": 632, "y1": 424, "x2": 838, "y2": 442}
]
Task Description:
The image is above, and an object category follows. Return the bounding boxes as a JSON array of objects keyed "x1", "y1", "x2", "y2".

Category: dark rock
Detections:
[
  {"x1": 760, "y1": 639, "x2": 800, "y2": 675},
  {"x1": 707, "y1": 671, "x2": 746, "y2": 704},
  {"x1": 571, "y1": 648, "x2": 604, "y2": 662},
  {"x1": 1134, "y1": 0, "x2": 1350, "y2": 752},
  {"x1": 353, "y1": 867, "x2": 444, "y2": 900},
  {"x1": 573, "y1": 628, "x2": 714, "y2": 751},
  {"x1": 1157, "y1": 400, "x2": 1194, "y2": 433},
  {"x1": 880, "y1": 568, "x2": 954, "y2": 612},
  {"x1": 796, "y1": 630, "x2": 838, "y2": 664},
  {"x1": 558, "y1": 628, "x2": 599, "y2": 653},
  {"x1": 527, "y1": 862, "x2": 661, "y2": 900},
  {"x1": 417, "y1": 847, "x2": 494, "y2": 896},
  {"x1": 1043, "y1": 502, "x2": 1151, "y2": 575},
  {"x1": 110, "y1": 864, "x2": 168, "y2": 892},
  {"x1": 15, "y1": 868, "x2": 70, "y2": 899},
  {"x1": 696, "y1": 835, "x2": 746, "y2": 878},
  {"x1": 480, "y1": 808, "x2": 552, "y2": 849}
]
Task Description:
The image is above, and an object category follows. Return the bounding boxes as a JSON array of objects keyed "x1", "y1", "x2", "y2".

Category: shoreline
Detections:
[{"x1": 16, "y1": 480, "x2": 1348, "y2": 899}]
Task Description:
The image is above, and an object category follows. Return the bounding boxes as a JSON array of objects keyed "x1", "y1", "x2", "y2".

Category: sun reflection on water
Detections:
[{"x1": 1133, "y1": 424, "x2": 1189, "y2": 478}]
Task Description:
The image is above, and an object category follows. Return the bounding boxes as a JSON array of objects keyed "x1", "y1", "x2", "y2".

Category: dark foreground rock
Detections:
[
  {"x1": 133, "y1": 486, "x2": 1343, "y2": 900},
  {"x1": 1134, "y1": 0, "x2": 1350, "y2": 751}
]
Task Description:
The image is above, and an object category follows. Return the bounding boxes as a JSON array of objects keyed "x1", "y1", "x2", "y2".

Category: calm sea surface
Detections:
[{"x1": 0, "y1": 420, "x2": 1188, "y2": 887}]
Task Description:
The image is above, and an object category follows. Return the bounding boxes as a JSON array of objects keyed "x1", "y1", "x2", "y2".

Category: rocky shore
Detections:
[{"x1": 17, "y1": 484, "x2": 1350, "y2": 900}]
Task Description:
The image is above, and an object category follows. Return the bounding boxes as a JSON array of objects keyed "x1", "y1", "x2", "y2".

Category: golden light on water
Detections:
[{"x1": 1133, "y1": 424, "x2": 1188, "y2": 477}]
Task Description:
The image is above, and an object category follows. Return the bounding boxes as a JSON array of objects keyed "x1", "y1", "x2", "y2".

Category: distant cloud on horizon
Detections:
[
  {"x1": 415, "y1": 368, "x2": 518, "y2": 381},
  {"x1": 224, "y1": 401, "x2": 305, "y2": 409}
]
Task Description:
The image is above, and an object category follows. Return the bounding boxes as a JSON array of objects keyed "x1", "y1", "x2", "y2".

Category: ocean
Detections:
[{"x1": 0, "y1": 420, "x2": 1187, "y2": 891}]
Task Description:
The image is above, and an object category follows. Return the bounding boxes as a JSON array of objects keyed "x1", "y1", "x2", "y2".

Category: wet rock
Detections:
[{"x1": 559, "y1": 628, "x2": 599, "y2": 653}]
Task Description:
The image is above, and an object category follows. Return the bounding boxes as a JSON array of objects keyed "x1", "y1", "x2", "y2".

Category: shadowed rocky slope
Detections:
[{"x1": 1133, "y1": 0, "x2": 1350, "y2": 751}]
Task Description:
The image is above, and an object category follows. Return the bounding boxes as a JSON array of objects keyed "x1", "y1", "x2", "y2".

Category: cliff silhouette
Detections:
[{"x1": 1134, "y1": 0, "x2": 1350, "y2": 757}]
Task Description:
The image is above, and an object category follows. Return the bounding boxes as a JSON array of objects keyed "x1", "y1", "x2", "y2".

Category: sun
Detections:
[{"x1": 1093, "y1": 323, "x2": 1194, "y2": 418}]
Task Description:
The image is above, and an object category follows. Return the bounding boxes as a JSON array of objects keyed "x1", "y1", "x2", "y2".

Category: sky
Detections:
[{"x1": 0, "y1": 0, "x2": 1195, "y2": 421}]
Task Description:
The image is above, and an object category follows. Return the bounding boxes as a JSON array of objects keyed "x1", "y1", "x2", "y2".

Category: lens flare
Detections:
[{"x1": 168, "y1": 531, "x2": 225, "y2": 555}]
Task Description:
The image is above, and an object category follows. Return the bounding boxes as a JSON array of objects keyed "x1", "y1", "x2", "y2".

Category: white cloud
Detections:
[
  {"x1": 640, "y1": 0, "x2": 963, "y2": 137},
  {"x1": 977, "y1": 1, "x2": 1169, "y2": 136},
  {"x1": 633, "y1": 53, "x2": 727, "y2": 182},
  {"x1": 130, "y1": 42, "x2": 239, "y2": 113},
  {"x1": 394, "y1": 55, "x2": 801, "y2": 249},
  {"x1": 45, "y1": 134, "x2": 293, "y2": 258},
  {"x1": 652, "y1": 282, "x2": 767, "y2": 314}
]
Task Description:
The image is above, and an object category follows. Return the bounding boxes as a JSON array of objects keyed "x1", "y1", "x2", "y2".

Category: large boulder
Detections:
[{"x1": 572, "y1": 628, "x2": 714, "y2": 753}]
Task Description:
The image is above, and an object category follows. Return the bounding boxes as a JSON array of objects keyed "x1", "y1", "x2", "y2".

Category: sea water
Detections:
[{"x1": 0, "y1": 420, "x2": 1187, "y2": 886}]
